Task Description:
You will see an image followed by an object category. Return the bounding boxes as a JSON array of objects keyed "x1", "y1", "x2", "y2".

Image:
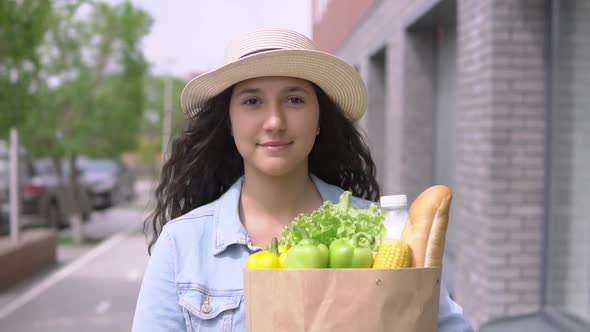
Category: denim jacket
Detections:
[{"x1": 132, "y1": 175, "x2": 474, "y2": 332}]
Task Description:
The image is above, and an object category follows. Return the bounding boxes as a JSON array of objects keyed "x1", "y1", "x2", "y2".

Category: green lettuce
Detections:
[{"x1": 279, "y1": 191, "x2": 386, "y2": 251}]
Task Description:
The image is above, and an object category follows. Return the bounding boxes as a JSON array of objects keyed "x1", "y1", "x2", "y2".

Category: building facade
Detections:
[{"x1": 312, "y1": 0, "x2": 589, "y2": 331}]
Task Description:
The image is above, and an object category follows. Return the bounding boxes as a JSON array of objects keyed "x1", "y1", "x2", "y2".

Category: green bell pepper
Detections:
[
  {"x1": 284, "y1": 226, "x2": 329, "y2": 268},
  {"x1": 329, "y1": 232, "x2": 375, "y2": 268}
]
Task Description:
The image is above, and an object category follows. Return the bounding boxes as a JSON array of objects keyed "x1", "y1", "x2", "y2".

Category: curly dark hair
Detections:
[{"x1": 144, "y1": 83, "x2": 380, "y2": 254}]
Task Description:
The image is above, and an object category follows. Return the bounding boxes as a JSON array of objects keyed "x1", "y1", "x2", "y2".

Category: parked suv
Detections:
[
  {"x1": 76, "y1": 157, "x2": 136, "y2": 210},
  {"x1": 31, "y1": 158, "x2": 93, "y2": 227},
  {"x1": 0, "y1": 148, "x2": 92, "y2": 234}
]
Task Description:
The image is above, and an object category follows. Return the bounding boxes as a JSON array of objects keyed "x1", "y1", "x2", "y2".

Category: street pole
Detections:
[
  {"x1": 161, "y1": 76, "x2": 172, "y2": 165},
  {"x1": 9, "y1": 128, "x2": 20, "y2": 244},
  {"x1": 70, "y1": 154, "x2": 83, "y2": 244}
]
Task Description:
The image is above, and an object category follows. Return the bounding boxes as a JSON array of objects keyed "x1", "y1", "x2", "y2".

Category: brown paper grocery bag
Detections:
[{"x1": 244, "y1": 267, "x2": 441, "y2": 332}]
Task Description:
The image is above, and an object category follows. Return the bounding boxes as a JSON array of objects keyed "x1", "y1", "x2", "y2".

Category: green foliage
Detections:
[
  {"x1": 0, "y1": 0, "x2": 52, "y2": 135},
  {"x1": 20, "y1": 0, "x2": 154, "y2": 159}
]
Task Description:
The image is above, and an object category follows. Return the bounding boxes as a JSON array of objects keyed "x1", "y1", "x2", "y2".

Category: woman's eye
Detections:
[
  {"x1": 286, "y1": 96, "x2": 304, "y2": 104},
  {"x1": 243, "y1": 98, "x2": 259, "y2": 105}
]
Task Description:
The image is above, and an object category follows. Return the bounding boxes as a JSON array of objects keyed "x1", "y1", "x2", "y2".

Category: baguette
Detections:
[{"x1": 400, "y1": 185, "x2": 452, "y2": 268}]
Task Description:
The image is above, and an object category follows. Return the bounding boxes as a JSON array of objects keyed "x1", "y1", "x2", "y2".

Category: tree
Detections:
[
  {"x1": 137, "y1": 74, "x2": 186, "y2": 177},
  {"x1": 23, "y1": 0, "x2": 153, "y2": 159},
  {"x1": 0, "y1": 0, "x2": 52, "y2": 136},
  {"x1": 19, "y1": 0, "x2": 153, "y2": 242}
]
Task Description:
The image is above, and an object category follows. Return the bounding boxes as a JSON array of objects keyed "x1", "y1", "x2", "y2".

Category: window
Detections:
[
  {"x1": 368, "y1": 48, "x2": 386, "y2": 187},
  {"x1": 545, "y1": 0, "x2": 590, "y2": 329}
]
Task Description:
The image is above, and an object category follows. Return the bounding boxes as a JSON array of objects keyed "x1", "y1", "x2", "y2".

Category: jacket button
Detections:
[{"x1": 200, "y1": 303, "x2": 211, "y2": 314}]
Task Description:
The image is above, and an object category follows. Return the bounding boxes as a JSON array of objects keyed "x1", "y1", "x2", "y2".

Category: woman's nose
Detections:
[{"x1": 262, "y1": 103, "x2": 286, "y2": 132}]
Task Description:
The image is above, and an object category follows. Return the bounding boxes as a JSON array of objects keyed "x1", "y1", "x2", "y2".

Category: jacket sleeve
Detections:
[
  {"x1": 437, "y1": 283, "x2": 474, "y2": 332},
  {"x1": 132, "y1": 228, "x2": 186, "y2": 331}
]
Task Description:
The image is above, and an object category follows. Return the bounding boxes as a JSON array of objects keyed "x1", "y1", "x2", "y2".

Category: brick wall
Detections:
[
  {"x1": 324, "y1": 0, "x2": 548, "y2": 329},
  {"x1": 456, "y1": 0, "x2": 546, "y2": 327},
  {"x1": 453, "y1": 0, "x2": 547, "y2": 326}
]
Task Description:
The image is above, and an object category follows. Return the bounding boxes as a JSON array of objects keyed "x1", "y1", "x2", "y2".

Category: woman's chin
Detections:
[{"x1": 253, "y1": 160, "x2": 302, "y2": 178}]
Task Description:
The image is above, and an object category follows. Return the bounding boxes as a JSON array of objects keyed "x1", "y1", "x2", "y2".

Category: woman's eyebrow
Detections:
[
  {"x1": 284, "y1": 86, "x2": 311, "y2": 95},
  {"x1": 234, "y1": 87, "x2": 262, "y2": 96}
]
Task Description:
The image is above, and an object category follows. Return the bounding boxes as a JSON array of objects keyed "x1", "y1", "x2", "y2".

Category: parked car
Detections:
[
  {"x1": 0, "y1": 148, "x2": 93, "y2": 234},
  {"x1": 31, "y1": 158, "x2": 93, "y2": 227},
  {"x1": 75, "y1": 157, "x2": 136, "y2": 210}
]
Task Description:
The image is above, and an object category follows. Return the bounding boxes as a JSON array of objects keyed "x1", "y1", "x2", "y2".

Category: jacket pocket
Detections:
[{"x1": 177, "y1": 284, "x2": 243, "y2": 332}]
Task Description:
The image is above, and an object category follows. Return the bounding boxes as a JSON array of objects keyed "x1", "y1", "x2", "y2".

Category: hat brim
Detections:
[{"x1": 180, "y1": 49, "x2": 367, "y2": 122}]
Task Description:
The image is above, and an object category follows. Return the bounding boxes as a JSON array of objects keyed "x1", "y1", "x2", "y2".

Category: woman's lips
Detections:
[{"x1": 258, "y1": 142, "x2": 293, "y2": 151}]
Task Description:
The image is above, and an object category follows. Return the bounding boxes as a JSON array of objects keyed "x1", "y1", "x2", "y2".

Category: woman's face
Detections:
[{"x1": 229, "y1": 76, "x2": 320, "y2": 177}]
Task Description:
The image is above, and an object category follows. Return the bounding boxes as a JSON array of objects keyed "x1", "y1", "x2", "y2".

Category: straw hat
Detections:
[{"x1": 180, "y1": 29, "x2": 367, "y2": 122}]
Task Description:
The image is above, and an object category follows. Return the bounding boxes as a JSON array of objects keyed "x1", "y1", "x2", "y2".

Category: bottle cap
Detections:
[{"x1": 379, "y1": 194, "x2": 407, "y2": 208}]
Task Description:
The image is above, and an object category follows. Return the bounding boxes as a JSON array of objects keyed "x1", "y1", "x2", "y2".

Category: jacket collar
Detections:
[{"x1": 212, "y1": 174, "x2": 341, "y2": 255}]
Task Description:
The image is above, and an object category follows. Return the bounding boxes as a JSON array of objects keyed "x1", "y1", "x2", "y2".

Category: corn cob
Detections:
[{"x1": 372, "y1": 239, "x2": 412, "y2": 268}]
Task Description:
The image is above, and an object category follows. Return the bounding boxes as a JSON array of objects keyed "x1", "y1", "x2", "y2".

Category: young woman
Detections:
[{"x1": 132, "y1": 29, "x2": 473, "y2": 332}]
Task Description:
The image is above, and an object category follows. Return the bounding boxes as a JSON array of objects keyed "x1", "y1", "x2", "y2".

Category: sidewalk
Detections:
[
  {"x1": 0, "y1": 198, "x2": 152, "y2": 307},
  {"x1": 0, "y1": 179, "x2": 156, "y2": 331},
  {"x1": 0, "y1": 229, "x2": 149, "y2": 331}
]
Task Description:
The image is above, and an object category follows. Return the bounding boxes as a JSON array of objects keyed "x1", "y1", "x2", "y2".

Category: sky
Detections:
[{"x1": 119, "y1": 0, "x2": 313, "y2": 78}]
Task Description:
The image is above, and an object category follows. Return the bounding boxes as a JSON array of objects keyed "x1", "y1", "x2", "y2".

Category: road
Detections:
[{"x1": 0, "y1": 180, "x2": 156, "y2": 332}]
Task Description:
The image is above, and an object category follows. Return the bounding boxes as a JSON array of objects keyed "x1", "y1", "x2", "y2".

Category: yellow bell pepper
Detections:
[{"x1": 246, "y1": 238, "x2": 281, "y2": 269}]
